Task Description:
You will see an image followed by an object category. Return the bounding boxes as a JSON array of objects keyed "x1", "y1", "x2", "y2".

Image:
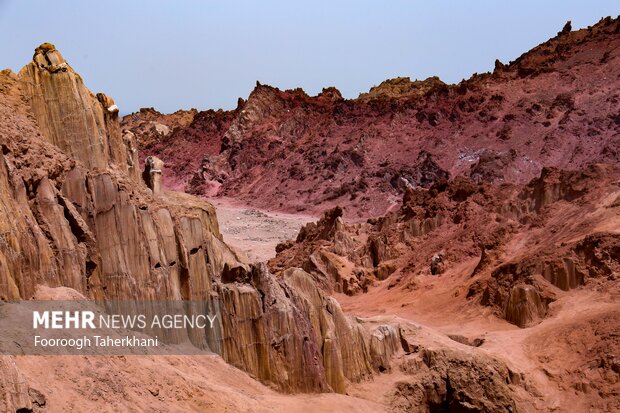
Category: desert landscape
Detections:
[{"x1": 0, "y1": 10, "x2": 619, "y2": 413}]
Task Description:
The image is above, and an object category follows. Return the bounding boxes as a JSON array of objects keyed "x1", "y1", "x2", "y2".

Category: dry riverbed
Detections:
[{"x1": 211, "y1": 198, "x2": 315, "y2": 263}]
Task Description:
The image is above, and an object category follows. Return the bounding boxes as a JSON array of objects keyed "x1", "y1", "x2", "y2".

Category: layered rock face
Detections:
[
  {"x1": 124, "y1": 17, "x2": 620, "y2": 217},
  {"x1": 1, "y1": 65, "x2": 230, "y2": 302},
  {"x1": 1, "y1": 45, "x2": 417, "y2": 401},
  {"x1": 218, "y1": 265, "x2": 400, "y2": 393},
  {"x1": 390, "y1": 327, "x2": 518, "y2": 413},
  {"x1": 0, "y1": 357, "x2": 31, "y2": 411},
  {"x1": 18, "y1": 43, "x2": 138, "y2": 179}
]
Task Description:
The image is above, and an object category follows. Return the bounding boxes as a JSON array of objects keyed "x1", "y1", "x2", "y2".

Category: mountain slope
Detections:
[{"x1": 125, "y1": 16, "x2": 620, "y2": 218}]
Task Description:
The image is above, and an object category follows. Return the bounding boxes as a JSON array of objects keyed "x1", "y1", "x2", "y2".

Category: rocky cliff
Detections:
[
  {"x1": 1, "y1": 60, "x2": 230, "y2": 303},
  {"x1": 18, "y1": 43, "x2": 138, "y2": 179},
  {"x1": 0, "y1": 44, "x2": 432, "y2": 410}
]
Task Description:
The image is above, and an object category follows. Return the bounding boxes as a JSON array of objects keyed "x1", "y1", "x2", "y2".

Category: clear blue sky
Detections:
[{"x1": 1, "y1": 1, "x2": 618, "y2": 113}]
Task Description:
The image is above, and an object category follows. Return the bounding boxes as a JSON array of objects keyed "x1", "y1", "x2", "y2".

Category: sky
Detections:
[{"x1": 1, "y1": 1, "x2": 618, "y2": 113}]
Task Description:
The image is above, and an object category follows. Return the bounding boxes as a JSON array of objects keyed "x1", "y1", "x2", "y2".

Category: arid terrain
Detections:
[{"x1": 0, "y1": 15, "x2": 619, "y2": 413}]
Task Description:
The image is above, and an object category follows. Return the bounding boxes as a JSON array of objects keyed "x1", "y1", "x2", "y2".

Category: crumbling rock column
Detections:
[
  {"x1": 504, "y1": 284, "x2": 548, "y2": 328},
  {"x1": 96, "y1": 92, "x2": 119, "y2": 116},
  {"x1": 143, "y1": 156, "x2": 164, "y2": 195},
  {"x1": 430, "y1": 251, "x2": 445, "y2": 275},
  {"x1": 122, "y1": 129, "x2": 139, "y2": 175},
  {"x1": 18, "y1": 43, "x2": 138, "y2": 180}
]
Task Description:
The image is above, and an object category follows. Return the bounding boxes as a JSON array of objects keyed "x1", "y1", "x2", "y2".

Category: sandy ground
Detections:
[
  {"x1": 211, "y1": 198, "x2": 315, "y2": 263},
  {"x1": 14, "y1": 353, "x2": 387, "y2": 413}
]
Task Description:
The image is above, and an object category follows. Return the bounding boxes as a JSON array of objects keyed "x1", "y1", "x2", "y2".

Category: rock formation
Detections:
[
  {"x1": 2, "y1": 16, "x2": 620, "y2": 412},
  {"x1": 0, "y1": 357, "x2": 42, "y2": 412},
  {"x1": 271, "y1": 164, "x2": 620, "y2": 330},
  {"x1": 143, "y1": 155, "x2": 164, "y2": 195},
  {"x1": 356, "y1": 76, "x2": 447, "y2": 103},
  {"x1": 267, "y1": 163, "x2": 619, "y2": 411},
  {"x1": 390, "y1": 327, "x2": 518, "y2": 413},
  {"x1": 19, "y1": 43, "x2": 138, "y2": 179},
  {"x1": 122, "y1": 106, "x2": 230, "y2": 192},
  {"x1": 0, "y1": 44, "x2": 418, "y2": 400}
]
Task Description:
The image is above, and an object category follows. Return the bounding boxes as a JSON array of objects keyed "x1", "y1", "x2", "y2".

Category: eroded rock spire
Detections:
[{"x1": 18, "y1": 43, "x2": 138, "y2": 178}]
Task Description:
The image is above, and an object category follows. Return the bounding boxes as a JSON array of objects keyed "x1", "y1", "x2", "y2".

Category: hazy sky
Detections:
[{"x1": 1, "y1": 1, "x2": 618, "y2": 113}]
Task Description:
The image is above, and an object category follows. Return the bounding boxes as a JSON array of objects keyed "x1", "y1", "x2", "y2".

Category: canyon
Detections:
[{"x1": 0, "y1": 15, "x2": 618, "y2": 413}]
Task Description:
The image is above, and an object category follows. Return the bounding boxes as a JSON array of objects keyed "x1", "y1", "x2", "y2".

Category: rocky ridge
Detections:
[
  {"x1": 124, "y1": 16, "x2": 620, "y2": 218},
  {"x1": 271, "y1": 165, "x2": 620, "y2": 325}
]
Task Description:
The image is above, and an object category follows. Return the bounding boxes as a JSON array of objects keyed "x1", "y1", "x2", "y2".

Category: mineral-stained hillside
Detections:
[
  {"x1": 1, "y1": 44, "x2": 460, "y2": 412},
  {"x1": 4, "y1": 41, "x2": 568, "y2": 413},
  {"x1": 125, "y1": 16, "x2": 620, "y2": 218},
  {"x1": 267, "y1": 165, "x2": 620, "y2": 412}
]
